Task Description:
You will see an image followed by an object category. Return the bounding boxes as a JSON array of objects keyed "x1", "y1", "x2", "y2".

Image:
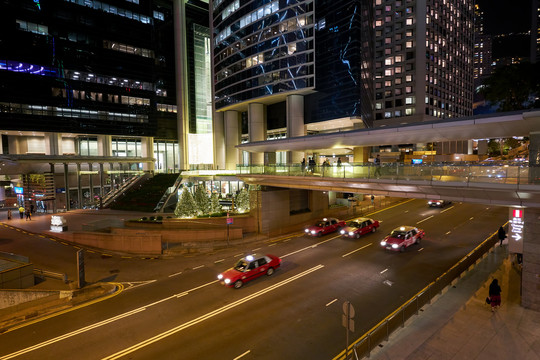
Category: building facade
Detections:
[
  {"x1": 211, "y1": 0, "x2": 475, "y2": 169},
  {"x1": 0, "y1": 0, "x2": 210, "y2": 210}
]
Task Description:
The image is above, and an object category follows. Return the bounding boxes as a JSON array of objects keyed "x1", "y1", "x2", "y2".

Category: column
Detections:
[
  {"x1": 213, "y1": 111, "x2": 226, "y2": 170},
  {"x1": 76, "y1": 163, "x2": 82, "y2": 209},
  {"x1": 88, "y1": 163, "x2": 94, "y2": 202},
  {"x1": 522, "y1": 207, "x2": 540, "y2": 310},
  {"x1": 224, "y1": 110, "x2": 241, "y2": 170},
  {"x1": 45, "y1": 133, "x2": 63, "y2": 155},
  {"x1": 98, "y1": 135, "x2": 112, "y2": 156},
  {"x1": 248, "y1": 103, "x2": 266, "y2": 165},
  {"x1": 141, "y1": 137, "x2": 155, "y2": 172},
  {"x1": 478, "y1": 140, "x2": 488, "y2": 156},
  {"x1": 64, "y1": 163, "x2": 70, "y2": 211},
  {"x1": 99, "y1": 163, "x2": 104, "y2": 197},
  {"x1": 353, "y1": 147, "x2": 370, "y2": 164},
  {"x1": 286, "y1": 94, "x2": 305, "y2": 164}
]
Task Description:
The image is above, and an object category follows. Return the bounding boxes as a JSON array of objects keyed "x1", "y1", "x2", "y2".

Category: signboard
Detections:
[
  {"x1": 411, "y1": 158, "x2": 423, "y2": 164},
  {"x1": 50, "y1": 215, "x2": 68, "y2": 232},
  {"x1": 508, "y1": 208, "x2": 524, "y2": 254},
  {"x1": 227, "y1": 217, "x2": 233, "y2": 225},
  {"x1": 14, "y1": 187, "x2": 23, "y2": 194}
]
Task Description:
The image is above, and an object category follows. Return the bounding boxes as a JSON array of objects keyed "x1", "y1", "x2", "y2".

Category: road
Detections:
[{"x1": 0, "y1": 200, "x2": 508, "y2": 360}]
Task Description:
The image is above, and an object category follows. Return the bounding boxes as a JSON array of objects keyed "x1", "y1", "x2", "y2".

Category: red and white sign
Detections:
[{"x1": 508, "y1": 207, "x2": 524, "y2": 254}]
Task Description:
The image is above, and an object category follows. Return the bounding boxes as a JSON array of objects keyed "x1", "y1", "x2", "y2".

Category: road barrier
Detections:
[
  {"x1": 336, "y1": 226, "x2": 505, "y2": 360},
  {"x1": 34, "y1": 269, "x2": 68, "y2": 284}
]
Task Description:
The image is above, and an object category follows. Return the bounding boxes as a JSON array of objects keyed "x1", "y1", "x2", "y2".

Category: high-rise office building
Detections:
[
  {"x1": 473, "y1": 3, "x2": 492, "y2": 84},
  {"x1": 211, "y1": 0, "x2": 372, "y2": 169},
  {"x1": 211, "y1": 0, "x2": 475, "y2": 168},
  {"x1": 0, "y1": 0, "x2": 210, "y2": 209},
  {"x1": 372, "y1": 0, "x2": 474, "y2": 126}
]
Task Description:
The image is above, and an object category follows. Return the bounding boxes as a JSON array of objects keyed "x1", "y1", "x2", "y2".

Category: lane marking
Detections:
[
  {"x1": 326, "y1": 299, "x2": 338, "y2": 307},
  {"x1": 0, "y1": 280, "x2": 218, "y2": 359},
  {"x1": 380, "y1": 268, "x2": 388, "y2": 274},
  {"x1": 192, "y1": 265, "x2": 205, "y2": 270},
  {"x1": 281, "y1": 235, "x2": 340, "y2": 258},
  {"x1": 234, "y1": 350, "x2": 251, "y2": 360},
  {"x1": 214, "y1": 259, "x2": 225, "y2": 264},
  {"x1": 416, "y1": 215, "x2": 434, "y2": 224},
  {"x1": 469, "y1": 217, "x2": 474, "y2": 220},
  {"x1": 445, "y1": 231, "x2": 451, "y2": 235},
  {"x1": 441, "y1": 206, "x2": 455, "y2": 213},
  {"x1": 251, "y1": 248, "x2": 261, "y2": 252},
  {"x1": 168, "y1": 272, "x2": 183, "y2": 278},
  {"x1": 123, "y1": 281, "x2": 157, "y2": 290},
  {"x1": 418, "y1": 248, "x2": 424, "y2": 252},
  {"x1": 342, "y1": 243, "x2": 372, "y2": 257},
  {"x1": 102, "y1": 265, "x2": 325, "y2": 360}
]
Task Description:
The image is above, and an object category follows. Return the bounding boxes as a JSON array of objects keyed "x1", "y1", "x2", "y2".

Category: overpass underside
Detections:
[{"x1": 238, "y1": 174, "x2": 540, "y2": 208}]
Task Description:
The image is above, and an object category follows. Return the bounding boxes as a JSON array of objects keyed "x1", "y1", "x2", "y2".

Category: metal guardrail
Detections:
[
  {"x1": 34, "y1": 268, "x2": 68, "y2": 284},
  {"x1": 334, "y1": 228, "x2": 503, "y2": 360},
  {"x1": 237, "y1": 162, "x2": 537, "y2": 186}
]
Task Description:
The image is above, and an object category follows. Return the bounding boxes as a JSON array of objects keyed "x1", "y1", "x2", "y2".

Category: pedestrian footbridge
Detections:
[{"x1": 237, "y1": 162, "x2": 540, "y2": 207}]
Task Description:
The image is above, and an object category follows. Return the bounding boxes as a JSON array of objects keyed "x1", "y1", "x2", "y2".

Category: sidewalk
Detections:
[{"x1": 368, "y1": 243, "x2": 540, "y2": 360}]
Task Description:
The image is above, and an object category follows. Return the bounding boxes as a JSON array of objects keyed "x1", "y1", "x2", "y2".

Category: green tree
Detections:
[
  {"x1": 210, "y1": 192, "x2": 222, "y2": 214},
  {"x1": 235, "y1": 187, "x2": 250, "y2": 213},
  {"x1": 193, "y1": 183, "x2": 210, "y2": 215},
  {"x1": 174, "y1": 188, "x2": 198, "y2": 218},
  {"x1": 480, "y1": 62, "x2": 540, "y2": 111}
]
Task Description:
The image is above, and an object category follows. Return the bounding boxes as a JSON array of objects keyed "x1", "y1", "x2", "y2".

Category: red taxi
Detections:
[
  {"x1": 380, "y1": 226, "x2": 424, "y2": 252},
  {"x1": 304, "y1": 217, "x2": 346, "y2": 237},
  {"x1": 340, "y1": 217, "x2": 380, "y2": 239},
  {"x1": 217, "y1": 254, "x2": 281, "y2": 289}
]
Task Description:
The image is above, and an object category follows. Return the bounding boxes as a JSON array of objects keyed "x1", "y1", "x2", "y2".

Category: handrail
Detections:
[{"x1": 236, "y1": 162, "x2": 536, "y2": 186}]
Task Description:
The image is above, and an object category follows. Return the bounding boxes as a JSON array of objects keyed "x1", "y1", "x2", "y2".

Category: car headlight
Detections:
[
  {"x1": 380, "y1": 241, "x2": 386, "y2": 246},
  {"x1": 311, "y1": 230, "x2": 316, "y2": 235},
  {"x1": 340, "y1": 230, "x2": 345, "y2": 234},
  {"x1": 305, "y1": 229, "x2": 309, "y2": 233},
  {"x1": 392, "y1": 244, "x2": 399, "y2": 249},
  {"x1": 217, "y1": 274, "x2": 223, "y2": 280},
  {"x1": 224, "y1": 278, "x2": 231, "y2": 284},
  {"x1": 349, "y1": 231, "x2": 354, "y2": 236}
]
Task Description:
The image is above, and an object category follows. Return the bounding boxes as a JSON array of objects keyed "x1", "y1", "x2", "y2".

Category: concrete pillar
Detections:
[
  {"x1": 286, "y1": 94, "x2": 305, "y2": 164},
  {"x1": 478, "y1": 140, "x2": 488, "y2": 155},
  {"x1": 99, "y1": 163, "x2": 104, "y2": 198},
  {"x1": 522, "y1": 207, "x2": 540, "y2": 310},
  {"x1": 141, "y1": 137, "x2": 155, "y2": 172},
  {"x1": 76, "y1": 163, "x2": 82, "y2": 209},
  {"x1": 529, "y1": 132, "x2": 540, "y2": 184},
  {"x1": 98, "y1": 135, "x2": 112, "y2": 156},
  {"x1": 213, "y1": 111, "x2": 226, "y2": 170},
  {"x1": 224, "y1": 110, "x2": 241, "y2": 170},
  {"x1": 248, "y1": 103, "x2": 266, "y2": 165},
  {"x1": 64, "y1": 163, "x2": 70, "y2": 211},
  {"x1": 88, "y1": 163, "x2": 94, "y2": 200},
  {"x1": 467, "y1": 140, "x2": 474, "y2": 154},
  {"x1": 353, "y1": 147, "x2": 371, "y2": 164},
  {"x1": 44, "y1": 133, "x2": 62, "y2": 155}
]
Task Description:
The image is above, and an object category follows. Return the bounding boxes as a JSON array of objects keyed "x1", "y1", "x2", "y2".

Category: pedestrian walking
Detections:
[
  {"x1": 373, "y1": 154, "x2": 381, "y2": 177},
  {"x1": 337, "y1": 157, "x2": 342, "y2": 167},
  {"x1": 18, "y1": 206, "x2": 24, "y2": 219},
  {"x1": 498, "y1": 226, "x2": 506, "y2": 246},
  {"x1": 301, "y1": 158, "x2": 306, "y2": 172},
  {"x1": 371, "y1": 194, "x2": 375, "y2": 205},
  {"x1": 25, "y1": 208, "x2": 31, "y2": 221},
  {"x1": 488, "y1": 279, "x2": 501, "y2": 312},
  {"x1": 30, "y1": 204, "x2": 35, "y2": 214},
  {"x1": 7, "y1": 209, "x2": 12, "y2": 220}
]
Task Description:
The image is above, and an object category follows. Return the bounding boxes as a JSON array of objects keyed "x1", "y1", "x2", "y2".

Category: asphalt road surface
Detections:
[{"x1": 0, "y1": 200, "x2": 508, "y2": 360}]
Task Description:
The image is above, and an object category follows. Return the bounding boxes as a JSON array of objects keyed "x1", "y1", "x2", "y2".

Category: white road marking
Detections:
[
  {"x1": 168, "y1": 272, "x2": 183, "y2": 278},
  {"x1": 418, "y1": 248, "x2": 424, "y2": 252},
  {"x1": 326, "y1": 299, "x2": 338, "y2": 307},
  {"x1": 380, "y1": 268, "x2": 388, "y2": 274},
  {"x1": 251, "y1": 248, "x2": 261, "y2": 252},
  {"x1": 214, "y1": 259, "x2": 225, "y2": 264},
  {"x1": 123, "y1": 280, "x2": 157, "y2": 289},
  {"x1": 281, "y1": 235, "x2": 340, "y2": 258},
  {"x1": 233, "y1": 350, "x2": 251, "y2": 360},
  {"x1": 416, "y1": 215, "x2": 434, "y2": 224},
  {"x1": 469, "y1": 217, "x2": 474, "y2": 220},
  {"x1": 192, "y1": 265, "x2": 205, "y2": 270},
  {"x1": 269, "y1": 243, "x2": 277, "y2": 246},
  {"x1": 0, "y1": 280, "x2": 218, "y2": 360},
  {"x1": 445, "y1": 231, "x2": 451, "y2": 235},
  {"x1": 102, "y1": 265, "x2": 325, "y2": 360},
  {"x1": 342, "y1": 243, "x2": 372, "y2": 257},
  {"x1": 441, "y1": 206, "x2": 454, "y2": 213}
]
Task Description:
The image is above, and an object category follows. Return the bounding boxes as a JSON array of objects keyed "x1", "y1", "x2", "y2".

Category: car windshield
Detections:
[
  {"x1": 347, "y1": 221, "x2": 360, "y2": 227},
  {"x1": 390, "y1": 230, "x2": 407, "y2": 239},
  {"x1": 234, "y1": 259, "x2": 249, "y2": 272}
]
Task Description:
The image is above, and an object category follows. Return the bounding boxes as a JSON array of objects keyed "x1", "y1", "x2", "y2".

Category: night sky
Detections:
[{"x1": 476, "y1": 0, "x2": 532, "y2": 35}]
